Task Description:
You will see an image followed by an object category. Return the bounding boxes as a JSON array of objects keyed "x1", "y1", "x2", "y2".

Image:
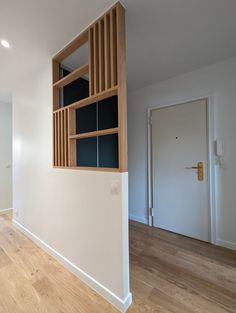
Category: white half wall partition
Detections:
[
  {"x1": 0, "y1": 102, "x2": 12, "y2": 213},
  {"x1": 128, "y1": 56, "x2": 236, "y2": 251},
  {"x1": 12, "y1": 61, "x2": 131, "y2": 312}
]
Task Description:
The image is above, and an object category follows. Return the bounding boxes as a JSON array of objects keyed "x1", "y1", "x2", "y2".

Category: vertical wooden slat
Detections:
[
  {"x1": 116, "y1": 4, "x2": 127, "y2": 172},
  {"x1": 61, "y1": 110, "x2": 65, "y2": 166},
  {"x1": 57, "y1": 112, "x2": 61, "y2": 166},
  {"x1": 53, "y1": 113, "x2": 55, "y2": 166},
  {"x1": 93, "y1": 24, "x2": 99, "y2": 94},
  {"x1": 68, "y1": 109, "x2": 76, "y2": 167},
  {"x1": 56, "y1": 113, "x2": 58, "y2": 166},
  {"x1": 53, "y1": 87, "x2": 60, "y2": 111},
  {"x1": 63, "y1": 110, "x2": 66, "y2": 166},
  {"x1": 99, "y1": 19, "x2": 105, "y2": 92},
  {"x1": 70, "y1": 140, "x2": 77, "y2": 167},
  {"x1": 67, "y1": 109, "x2": 71, "y2": 166},
  {"x1": 64, "y1": 109, "x2": 68, "y2": 167},
  {"x1": 66, "y1": 109, "x2": 69, "y2": 167},
  {"x1": 52, "y1": 60, "x2": 60, "y2": 111},
  {"x1": 54, "y1": 112, "x2": 57, "y2": 166},
  {"x1": 52, "y1": 60, "x2": 59, "y2": 83},
  {"x1": 58, "y1": 111, "x2": 61, "y2": 166},
  {"x1": 66, "y1": 109, "x2": 69, "y2": 166},
  {"x1": 110, "y1": 9, "x2": 117, "y2": 87},
  {"x1": 56, "y1": 112, "x2": 61, "y2": 166},
  {"x1": 60, "y1": 111, "x2": 63, "y2": 166},
  {"x1": 89, "y1": 28, "x2": 94, "y2": 96},
  {"x1": 104, "y1": 14, "x2": 111, "y2": 90}
]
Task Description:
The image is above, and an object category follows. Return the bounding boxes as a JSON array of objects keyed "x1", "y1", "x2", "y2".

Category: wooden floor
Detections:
[
  {"x1": 1, "y1": 214, "x2": 236, "y2": 312},
  {"x1": 0, "y1": 214, "x2": 118, "y2": 313},
  {"x1": 128, "y1": 220, "x2": 236, "y2": 313}
]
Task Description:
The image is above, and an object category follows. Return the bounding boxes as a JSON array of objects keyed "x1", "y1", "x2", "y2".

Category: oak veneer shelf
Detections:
[
  {"x1": 54, "y1": 86, "x2": 118, "y2": 112},
  {"x1": 53, "y1": 166, "x2": 120, "y2": 172},
  {"x1": 69, "y1": 127, "x2": 119, "y2": 140},
  {"x1": 53, "y1": 29, "x2": 89, "y2": 62},
  {"x1": 53, "y1": 64, "x2": 89, "y2": 89},
  {"x1": 52, "y1": 2, "x2": 127, "y2": 172}
]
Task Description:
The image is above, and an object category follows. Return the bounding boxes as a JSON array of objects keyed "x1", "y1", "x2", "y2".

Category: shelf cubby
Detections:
[
  {"x1": 98, "y1": 133, "x2": 118, "y2": 168},
  {"x1": 76, "y1": 137, "x2": 97, "y2": 167},
  {"x1": 54, "y1": 64, "x2": 89, "y2": 89}
]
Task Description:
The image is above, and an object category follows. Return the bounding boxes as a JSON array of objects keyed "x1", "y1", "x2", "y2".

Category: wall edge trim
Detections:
[
  {"x1": 216, "y1": 238, "x2": 236, "y2": 251},
  {"x1": 129, "y1": 214, "x2": 148, "y2": 225},
  {"x1": 12, "y1": 219, "x2": 132, "y2": 312},
  {"x1": 0, "y1": 208, "x2": 12, "y2": 215}
]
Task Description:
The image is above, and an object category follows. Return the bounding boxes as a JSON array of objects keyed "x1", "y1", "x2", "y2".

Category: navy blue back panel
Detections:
[
  {"x1": 76, "y1": 103, "x2": 97, "y2": 134},
  {"x1": 98, "y1": 134, "x2": 118, "y2": 168},
  {"x1": 76, "y1": 137, "x2": 97, "y2": 167},
  {"x1": 98, "y1": 96, "x2": 118, "y2": 130},
  {"x1": 60, "y1": 69, "x2": 89, "y2": 107}
]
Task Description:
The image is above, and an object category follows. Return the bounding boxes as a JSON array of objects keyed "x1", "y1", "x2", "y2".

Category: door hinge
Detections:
[
  {"x1": 148, "y1": 207, "x2": 154, "y2": 226},
  {"x1": 149, "y1": 207, "x2": 154, "y2": 217},
  {"x1": 149, "y1": 115, "x2": 152, "y2": 125}
]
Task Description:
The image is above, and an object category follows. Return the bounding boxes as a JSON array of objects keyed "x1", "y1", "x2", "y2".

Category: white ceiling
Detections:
[{"x1": 1, "y1": 0, "x2": 236, "y2": 103}]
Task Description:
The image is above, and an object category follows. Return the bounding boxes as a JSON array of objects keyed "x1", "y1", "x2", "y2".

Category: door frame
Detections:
[{"x1": 147, "y1": 96, "x2": 216, "y2": 244}]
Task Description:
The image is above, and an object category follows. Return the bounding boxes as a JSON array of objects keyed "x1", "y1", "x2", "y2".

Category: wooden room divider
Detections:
[{"x1": 52, "y1": 2, "x2": 127, "y2": 172}]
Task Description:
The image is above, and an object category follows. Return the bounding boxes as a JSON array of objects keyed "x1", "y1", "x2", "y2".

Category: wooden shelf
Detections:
[
  {"x1": 53, "y1": 166, "x2": 120, "y2": 172},
  {"x1": 69, "y1": 127, "x2": 119, "y2": 140},
  {"x1": 53, "y1": 29, "x2": 89, "y2": 63},
  {"x1": 53, "y1": 64, "x2": 89, "y2": 89},
  {"x1": 53, "y1": 86, "x2": 118, "y2": 113}
]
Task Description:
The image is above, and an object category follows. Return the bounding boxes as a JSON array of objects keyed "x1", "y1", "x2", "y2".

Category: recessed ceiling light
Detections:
[{"x1": 1, "y1": 39, "x2": 10, "y2": 48}]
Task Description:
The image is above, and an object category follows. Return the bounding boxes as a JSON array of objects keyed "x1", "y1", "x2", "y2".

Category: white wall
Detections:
[
  {"x1": 12, "y1": 60, "x2": 131, "y2": 312},
  {"x1": 0, "y1": 102, "x2": 12, "y2": 211},
  {"x1": 128, "y1": 56, "x2": 236, "y2": 250}
]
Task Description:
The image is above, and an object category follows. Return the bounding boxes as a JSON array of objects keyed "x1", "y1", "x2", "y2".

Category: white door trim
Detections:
[{"x1": 147, "y1": 96, "x2": 216, "y2": 244}]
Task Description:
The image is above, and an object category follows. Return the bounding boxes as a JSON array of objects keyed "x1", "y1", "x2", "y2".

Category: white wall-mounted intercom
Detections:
[
  {"x1": 215, "y1": 139, "x2": 224, "y2": 167},
  {"x1": 215, "y1": 139, "x2": 224, "y2": 157}
]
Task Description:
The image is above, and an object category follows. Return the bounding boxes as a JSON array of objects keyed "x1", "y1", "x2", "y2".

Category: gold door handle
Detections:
[{"x1": 185, "y1": 162, "x2": 204, "y2": 181}]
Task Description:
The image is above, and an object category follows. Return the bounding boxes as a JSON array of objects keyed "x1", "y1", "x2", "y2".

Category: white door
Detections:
[{"x1": 152, "y1": 99, "x2": 209, "y2": 241}]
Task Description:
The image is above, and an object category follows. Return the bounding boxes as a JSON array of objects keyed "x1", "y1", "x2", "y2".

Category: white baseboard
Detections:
[
  {"x1": 12, "y1": 219, "x2": 132, "y2": 312},
  {"x1": 216, "y1": 238, "x2": 236, "y2": 251},
  {"x1": 0, "y1": 208, "x2": 12, "y2": 215},
  {"x1": 129, "y1": 214, "x2": 148, "y2": 225}
]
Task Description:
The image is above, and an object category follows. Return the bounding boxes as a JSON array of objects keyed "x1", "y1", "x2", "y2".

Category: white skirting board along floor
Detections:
[
  {"x1": 216, "y1": 238, "x2": 236, "y2": 251},
  {"x1": 129, "y1": 214, "x2": 148, "y2": 225},
  {"x1": 12, "y1": 219, "x2": 132, "y2": 313},
  {"x1": 0, "y1": 208, "x2": 12, "y2": 215},
  {"x1": 129, "y1": 214, "x2": 236, "y2": 252}
]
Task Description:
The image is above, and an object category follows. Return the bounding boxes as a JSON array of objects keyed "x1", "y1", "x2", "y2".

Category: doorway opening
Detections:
[{"x1": 0, "y1": 102, "x2": 12, "y2": 215}]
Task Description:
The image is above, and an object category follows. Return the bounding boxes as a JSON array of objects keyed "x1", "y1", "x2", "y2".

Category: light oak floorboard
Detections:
[
  {"x1": 1, "y1": 213, "x2": 236, "y2": 313},
  {"x1": 128, "y1": 220, "x2": 236, "y2": 313},
  {"x1": 0, "y1": 214, "x2": 118, "y2": 313}
]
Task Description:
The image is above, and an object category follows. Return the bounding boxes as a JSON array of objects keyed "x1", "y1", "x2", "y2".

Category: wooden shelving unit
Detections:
[
  {"x1": 54, "y1": 86, "x2": 118, "y2": 112},
  {"x1": 53, "y1": 64, "x2": 89, "y2": 89},
  {"x1": 69, "y1": 128, "x2": 119, "y2": 140},
  {"x1": 52, "y1": 2, "x2": 127, "y2": 172}
]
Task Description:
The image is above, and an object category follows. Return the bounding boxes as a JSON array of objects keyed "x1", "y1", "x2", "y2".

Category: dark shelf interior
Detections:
[
  {"x1": 98, "y1": 96, "x2": 118, "y2": 130},
  {"x1": 76, "y1": 137, "x2": 97, "y2": 167},
  {"x1": 76, "y1": 103, "x2": 97, "y2": 134},
  {"x1": 76, "y1": 95, "x2": 118, "y2": 134},
  {"x1": 60, "y1": 68, "x2": 89, "y2": 107},
  {"x1": 71, "y1": 86, "x2": 119, "y2": 168},
  {"x1": 98, "y1": 134, "x2": 118, "y2": 168},
  {"x1": 76, "y1": 134, "x2": 118, "y2": 168}
]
